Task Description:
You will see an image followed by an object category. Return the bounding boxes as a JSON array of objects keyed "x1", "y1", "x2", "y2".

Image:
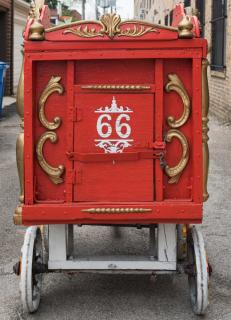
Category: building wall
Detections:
[
  {"x1": 14, "y1": 0, "x2": 29, "y2": 94},
  {"x1": 134, "y1": 0, "x2": 179, "y2": 23},
  {"x1": 203, "y1": 0, "x2": 231, "y2": 123},
  {"x1": 134, "y1": 0, "x2": 231, "y2": 123},
  {"x1": 0, "y1": 0, "x2": 13, "y2": 95}
]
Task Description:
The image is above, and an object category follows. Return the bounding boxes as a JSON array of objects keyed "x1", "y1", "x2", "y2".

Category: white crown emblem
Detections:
[{"x1": 94, "y1": 97, "x2": 133, "y2": 114}]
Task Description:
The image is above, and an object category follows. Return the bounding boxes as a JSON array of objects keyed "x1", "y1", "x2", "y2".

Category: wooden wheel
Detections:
[
  {"x1": 20, "y1": 226, "x2": 43, "y2": 313},
  {"x1": 188, "y1": 225, "x2": 209, "y2": 315}
]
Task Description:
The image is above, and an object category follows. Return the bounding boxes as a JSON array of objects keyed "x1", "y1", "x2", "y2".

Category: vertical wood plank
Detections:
[
  {"x1": 49, "y1": 225, "x2": 67, "y2": 261},
  {"x1": 158, "y1": 224, "x2": 176, "y2": 262},
  {"x1": 155, "y1": 59, "x2": 164, "y2": 201},
  {"x1": 192, "y1": 58, "x2": 203, "y2": 203},
  {"x1": 24, "y1": 56, "x2": 34, "y2": 204},
  {"x1": 65, "y1": 61, "x2": 75, "y2": 202}
]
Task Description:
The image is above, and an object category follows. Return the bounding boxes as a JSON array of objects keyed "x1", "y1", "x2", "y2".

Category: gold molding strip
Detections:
[
  {"x1": 14, "y1": 48, "x2": 24, "y2": 225},
  {"x1": 164, "y1": 129, "x2": 189, "y2": 184},
  {"x1": 165, "y1": 74, "x2": 191, "y2": 128},
  {"x1": 38, "y1": 76, "x2": 64, "y2": 130},
  {"x1": 82, "y1": 208, "x2": 152, "y2": 214},
  {"x1": 63, "y1": 13, "x2": 159, "y2": 39},
  {"x1": 36, "y1": 132, "x2": 65, "y2": 184},
  {"x1": 202, "y1": 59, "x2": 210, "y2": 201},
  {"x1": 81, "y1": 85, "x2": 151, "y2": 90}
]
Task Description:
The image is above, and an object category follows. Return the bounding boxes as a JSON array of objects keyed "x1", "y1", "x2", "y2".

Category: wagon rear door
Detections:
[{"x1": 73, "y1": 93, "x2": 155, "y2": 202}]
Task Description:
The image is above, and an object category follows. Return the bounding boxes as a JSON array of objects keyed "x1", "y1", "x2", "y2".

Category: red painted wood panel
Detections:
[
  {"x1": 34, "y1": 61, "x2": 67, "y2": 201},
  {"x1": 22, "y1": 26, "x2": 208, "y2": 224},
  {"x1": 75, "y1": 59, "x2": 155, "y2": 85},
  {"x1": 163, "y1": 59, "x2": 193, "y2": 201},
  {"x1": 22, "y1": 202, "x2": 202, "y2": 225},
  {"x1": 74, "y1": 93, "x2": 154, "y2": 202}
]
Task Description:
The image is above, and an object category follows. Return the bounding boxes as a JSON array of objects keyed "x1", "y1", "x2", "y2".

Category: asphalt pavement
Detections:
[{"x1": 0, "y1": 105, "x2": 231, "y2": 320}]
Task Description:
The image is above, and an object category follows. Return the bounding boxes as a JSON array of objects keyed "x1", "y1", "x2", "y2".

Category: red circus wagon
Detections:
[{"x1": 13, "y1": 2, "x2": 211, "y2": 315}]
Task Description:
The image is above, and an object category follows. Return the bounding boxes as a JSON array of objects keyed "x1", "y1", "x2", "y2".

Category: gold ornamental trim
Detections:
[
  {"x1": 202, "y1": 59, "x2": 210, "y2": 201},
  {"x1": 164, "y1": 129, "x2": 189, "y2": 184},
  {"x1": 63, "y1": 14, "x2": 158, "y2": 39},
  {"x1": 81, "y1": 85, "x2": 151, "y2": 90},
  {"x1": 13, "y1": 205, "x2": 23, "y2": 225},
  {"x1": 178, "y1": 16, "x2": 193, "y2": 39},
  {"x1": 82, "y1": 208, "x2": 152, "y2": 214},
  {"x1": 46, "y1": 15, "x2": 177, "y2": 34},
  {"x1": 42, "y1": 12, "x2": 174, "y2": 39},
  {"x1": 165, "y1": 74, "x2": 191, "y2": 128},
  {"x1": 28, "y1": 1, "x2": 45, "y2": 41},
  {"x1": 38, "y1": 76, "x2": 64, "y2": 130},
  {"x1": 36, "y1": 131, "x2": 65, "y2": 184},
  {"x1": 16, "y1": 49, "x2": 25, "y2": 204}
]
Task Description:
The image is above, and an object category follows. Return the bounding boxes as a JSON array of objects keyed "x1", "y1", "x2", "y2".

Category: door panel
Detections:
[{"x1": 74, "y1": 93, "x2": 154, "y2": 202}]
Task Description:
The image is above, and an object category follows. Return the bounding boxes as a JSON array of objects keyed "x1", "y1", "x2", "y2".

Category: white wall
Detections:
[{"x1": 14, "y1": 0, "x2": 30, "y2": 94}]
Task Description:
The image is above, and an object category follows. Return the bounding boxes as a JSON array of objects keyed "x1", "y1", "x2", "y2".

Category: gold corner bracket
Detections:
[
  {"x1": 38, "y1": 76, "x2": 64, "y2": 130},
  {"x1": 165, "y1": 74, "x2": 191, "y2": 128},
  {"x1": 36, "y1": 132, "x2": 65, "y2": 184},
  {"x1": 202, "y1": 59, "x2": 210, "y2": 201},
  {"x1": 164, "y1": 129, "x2": 189, "y2": 184}
]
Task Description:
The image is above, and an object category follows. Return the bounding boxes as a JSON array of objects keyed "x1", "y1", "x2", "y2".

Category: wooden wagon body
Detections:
[{"x1": 13, "y1": 3, "x2": 210, "y2": 315}]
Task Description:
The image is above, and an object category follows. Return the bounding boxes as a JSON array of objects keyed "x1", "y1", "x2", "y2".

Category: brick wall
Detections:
[
  {"x1": 134, "y1": 0, "x2": 231, "y2": 123},
  {"x1": 203, "y1": 0, "x2": 231, "y2": 123}
]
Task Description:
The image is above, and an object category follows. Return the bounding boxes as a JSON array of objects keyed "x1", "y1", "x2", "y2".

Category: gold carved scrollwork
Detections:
[
  {"x1": 36, "y1": 132, "x2": 65, "y2": 184},
  {"x1": 165, "y1": 74, "x2": 191, "y2": 128},
  {"x1": 63, "y1": 13, "x2": 158, "y2": 39},
  {"x1": 164, "y1": 129, "x2": 189, "y2": 184},
  {"x1": 38, "y1": 76, "x2": 64, "y2": 130},
  {"x1": 36, "y1": 76, "x2": 65, "y2": 184}
]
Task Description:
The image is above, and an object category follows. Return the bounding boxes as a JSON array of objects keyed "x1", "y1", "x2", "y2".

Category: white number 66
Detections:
[{"x1": 97, "y1": 114, "x2": 131, "y2": 139}]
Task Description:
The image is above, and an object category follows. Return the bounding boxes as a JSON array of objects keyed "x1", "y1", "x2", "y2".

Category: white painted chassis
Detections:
[{"x1": 48, "y1": 224, "x2": 177, "y2": 273}]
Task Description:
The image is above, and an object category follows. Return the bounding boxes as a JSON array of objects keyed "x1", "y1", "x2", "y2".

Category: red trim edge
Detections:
[{"x1": 22, "y1": 202, "x2": 202, "y2": 225}]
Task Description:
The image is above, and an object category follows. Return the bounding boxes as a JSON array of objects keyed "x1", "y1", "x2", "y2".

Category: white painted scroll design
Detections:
[{"x1": 94, "y1": 97, "x2": 134, "y2": 154}]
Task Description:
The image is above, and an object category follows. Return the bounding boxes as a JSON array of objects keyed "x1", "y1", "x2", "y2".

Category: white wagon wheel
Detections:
[
  {"x1": 187, "y1": 225, "x2": 209, "y2": 315},
  {"x1": 20, "y1": 226, "x2": 43, "y2": 313}
]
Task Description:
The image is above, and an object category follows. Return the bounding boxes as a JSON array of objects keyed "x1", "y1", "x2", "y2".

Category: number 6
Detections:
[
  {"x1": 116, "y1": 114, "x2": 131, "y2": 138},
  {"x1": 97, "y1": 114, "x2": 112, "y2": 138}
]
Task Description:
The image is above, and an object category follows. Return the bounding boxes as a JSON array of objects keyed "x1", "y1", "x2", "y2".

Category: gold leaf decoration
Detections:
[
  {"x1": 38, "y1": 76, "x2": 64, "y2": 130},
  {"x1": 164, "y1": 129, "x2": 189, "y2": 184},
  {"x1": 36, "y1": 131, "x2": 65, "y2": 184},
  {"x1": 63, "y1": 13, "x2": 158, "y2": 39}
]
